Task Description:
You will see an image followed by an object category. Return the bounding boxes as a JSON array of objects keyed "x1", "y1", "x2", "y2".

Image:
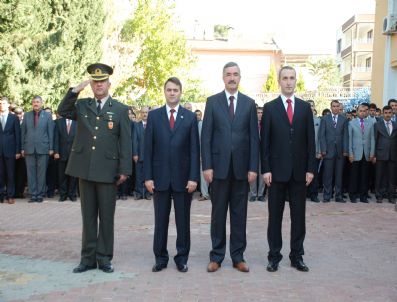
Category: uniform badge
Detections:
[{"x1": 107, "y1": 112, "x2": 114, "y2": 129}]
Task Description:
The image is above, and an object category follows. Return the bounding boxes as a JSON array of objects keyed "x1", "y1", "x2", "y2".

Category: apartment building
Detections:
[{"x1": 336, "y1": 14, "x2": 375, "y2": 88}]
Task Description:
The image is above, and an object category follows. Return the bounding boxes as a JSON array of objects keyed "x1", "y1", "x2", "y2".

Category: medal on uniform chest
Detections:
[{"x1": 108, "y1": 115, "x2": 113, "y2": 129}]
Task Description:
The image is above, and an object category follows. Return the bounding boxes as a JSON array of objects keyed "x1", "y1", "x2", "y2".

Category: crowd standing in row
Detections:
[{"x1": 0, "y1": 62, "x2": 396, "y2": 275}]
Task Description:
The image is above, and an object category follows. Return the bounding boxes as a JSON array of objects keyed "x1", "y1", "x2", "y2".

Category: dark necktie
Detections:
[
  {"x1": 97, "y1": 100, "x2": 102, "y2": 114},
  {"x1": 229, "y1": 96, "x2": 235, "y2": 119},
  {"x1": 333, "y1": 115, "x2": 337, "y2": 128},
  {"x1": 34, "y1": 111, "x2": 39, "y2": 127},
  {"x1": 360, "y1": 118, "x2": 364, "y2": 133},
  {"x1": 170, "y1": 109, "x2": 175, "y2": 129},
  {"x1": 286, "y1": 99, "x2": 293, "y2": 125},
  {"x1": 387, "y1": 121, "x2": 392, "y2": 135}
]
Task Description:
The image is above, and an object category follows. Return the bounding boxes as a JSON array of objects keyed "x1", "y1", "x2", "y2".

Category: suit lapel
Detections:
[
  {"x1": 87, "y1": 98, "x2": 98, "y2": 115},
  {"x1": 234, "y1": 93, "x2": 243, "y2": 122},
  {"x1": 160, "y1": 106, "x2": 171, "y2": 133},
  {"x1": 275, "y1": 97, "x2": 291, "y2": 126},
  {"x1": 218, "y1": 91, "x2": 231, "y2": 123}
]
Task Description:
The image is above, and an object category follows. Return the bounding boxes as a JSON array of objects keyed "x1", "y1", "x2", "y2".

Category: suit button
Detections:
[
  {"x1": 92, "y1": 146, "x2": 95, "y2": 150},
  {"x1": 93, "y1": 136, "x2": 97, "y2": 139},
  {"x1": 95, "y1": 126, "x2": 98, "y2": 130}
]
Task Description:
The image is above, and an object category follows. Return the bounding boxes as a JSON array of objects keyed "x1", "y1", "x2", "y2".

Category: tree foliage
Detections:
[
  {"x1": 116, "y1": 0, "x2": 196, "y2": 106},
  {"x1": 296, "y1": 71, "x2": 306, "y2": 93},
  {"x1": 214, "y1": 25, "x2": 231, "y2": 40},
  {"x1": 262, "y1": 64, "x2": 278, "y2": 92},
  {"x1": 0, "y1": 0, "x2": 105, "y2": 110},
  {"x1": 308, "y1": 57, "x2": 341, "y2": 89}
]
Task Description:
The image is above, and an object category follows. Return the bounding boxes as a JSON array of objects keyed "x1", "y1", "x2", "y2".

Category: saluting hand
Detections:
[{"x1": 72, "y1": 79, "x2": 90, "y2": 93}]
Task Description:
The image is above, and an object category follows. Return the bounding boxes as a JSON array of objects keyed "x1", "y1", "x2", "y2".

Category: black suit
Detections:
[
  {"x1": 261, "y1": 96, "x2": 315, "y2": 263},
  {"x1": 201, "y1": 91, "x2": 259, "y2": 264},
  {"x1": 374, "y1": 119, "x2": 397, "y2": 199},
  {"x1": 54, "y1": 118, "x2": 77, "y2": 199},
  {"x1": 0, "y1": 113, "x2": 21, "y2": 200}
]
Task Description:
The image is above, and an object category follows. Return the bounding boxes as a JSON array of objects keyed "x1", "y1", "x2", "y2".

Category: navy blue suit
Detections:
[
  {"x1": 201, "y1": 91, "x2": 259, "y2": 264},
  {"x1": 54, "y1": 118, "x2": 77, "y2": 200},
  {"x1": 144, "y1": 105, "x2": 200, "y2": 266},
  {"x1": 0, "y1": 113, "x2": 21, "y2": 200}
]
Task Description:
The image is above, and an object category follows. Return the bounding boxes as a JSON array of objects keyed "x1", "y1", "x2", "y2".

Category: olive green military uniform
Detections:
[{"x1": 58, "y1": 89, "x2": 132, "y2": 267}]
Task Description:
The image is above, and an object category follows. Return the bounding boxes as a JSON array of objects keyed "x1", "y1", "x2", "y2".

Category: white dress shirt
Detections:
[
  {"x1": 166, "y1": 104, "x2": 180, "y2": 120},
  {"x1": 280, "y1": 95, "x2": 295, "y2": 112}
]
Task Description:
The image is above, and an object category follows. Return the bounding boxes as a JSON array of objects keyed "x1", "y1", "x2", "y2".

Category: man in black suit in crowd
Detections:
[
  {"x1": 373, "y1": 105, "x2": 397, "y2": 204},
  {"x1": 261, "y1": 66, "x2": 315, "y2": 272},
  {"x1": 0, "y1": 97, "x2": 21, "y2": 204},
  {"x1": 318, "y1": 100, "x2": 349, "y2": 202},
  {"x1": 54, "y1": 117, "x2": 77, "y2": 201},
  {"x1": 144, "y1": 77, "x2": 200, "y2": 273},
  {"x1": 133, "y1": 107, "x2": 151, "y2": 200},
  {"x1": 201, "y1": 62, "x2": 259, "y2": 273}
]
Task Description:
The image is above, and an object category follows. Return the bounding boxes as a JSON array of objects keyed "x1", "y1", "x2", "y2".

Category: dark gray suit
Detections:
[
  {"x1": 201, "y1": 91, "x2": 259, "y2": 264},
  {"x1": 318, "y1": 113, "x2": 348, "y2": 200},
  {"x1": 374, "y1": 119, "x2": 397, "y2": 200},
  {"x1": 132, "y1": 121, "x2": 148, "y2": 198},
  {"x1": 21, "y1": 110, "x2": 54, "y2": 201}
]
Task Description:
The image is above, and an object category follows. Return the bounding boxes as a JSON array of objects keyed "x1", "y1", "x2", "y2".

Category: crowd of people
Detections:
[{"x1": 0, "y1": 62, "x2": 396, "y2": 275}]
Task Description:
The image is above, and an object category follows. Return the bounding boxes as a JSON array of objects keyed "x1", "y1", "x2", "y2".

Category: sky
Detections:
[{"x1": 174, "y1": 0, "x2": 375, "y2": 54}]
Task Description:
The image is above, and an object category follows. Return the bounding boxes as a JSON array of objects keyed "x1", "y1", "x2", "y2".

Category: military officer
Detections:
[{"x1": 58, "y1": 63, "x2": 132, "y2": 273}]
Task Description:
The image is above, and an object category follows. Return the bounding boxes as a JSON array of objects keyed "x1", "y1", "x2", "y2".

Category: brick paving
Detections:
[{"x1": 0, "y1": 194, "x2": 396, "y2": 301}]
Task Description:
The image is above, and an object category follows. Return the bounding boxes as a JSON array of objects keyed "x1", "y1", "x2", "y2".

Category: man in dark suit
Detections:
[
  {"x1": 21, "y1": 96, "x2": 54, "y2": 203},
  {"x1": 373, "y1": 105, "x2": 397, "y2": 204},
  {"x1": 13, "y1": 107, "x2": 27, "y2": 199},
  {"x1": 201, "y1": 62, "x2": 259, "y2": 273},
  {"x1": 54, "y1": 117, "x2": 77, "y2": 201},
  {"x1": 0, "y1": 97, "x2": 21, "y2": 204},
  {"x1": 133, "y1": 107, "x2": 150, "y2": 200},
  {"x1": 58, "y1": 63, "x2": 132, "y2": 273},
  {"x1": 144, "y1": 77, "x2": 200, "y2": 273},
  {"x1": 261, "y1": 66, "x2": 315, "y2": 272},
  {"x1": 388, "y1": 99, "x2": 397, "y2": 122},
  {"x1": 318, "y1": 100, "x2": 349, "y2": 202}
]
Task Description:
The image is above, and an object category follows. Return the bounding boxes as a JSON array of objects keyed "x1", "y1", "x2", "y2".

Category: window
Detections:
[
  {"x1": 367, "y1": 30, "x2": 373, "y2": 42},
  {"x1": 365, "y1": 57, "x2": 372, "y2": 69},
  {"x1": 337, "y1": 39, "x2": 342, "y2": 53}
]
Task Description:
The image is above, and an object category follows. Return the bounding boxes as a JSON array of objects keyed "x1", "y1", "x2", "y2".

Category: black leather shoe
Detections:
[
  {"x1": 323, "y1": 199, "x2": 330, "y2": 203},
  {"x1": 291, "y1": 259, "x2": 309, "y2": 272},
  {"x1": 145, "y1": 195, "x2": 152, "y2": 200},
  {"x1": 59, "y1": 196, "x2": 67, "y2": 202},
  {"x1": 152, "y1": 263, "x2": 167, "y2": 272},
  {"x1": 389, "y1": 198, "x2": 396, "y2": 204},
  {"x1": 335, "y1": 198, "x2": 346, "y2": 203},
  {"x1": 99, "y1": 263, "x2": 114, "y2": 273},
  {"x1": 310, "y1": 196, "x2": 320, "y2": 202},
  {"x1": 257, "y1": 196, "x2": 265, "y2": 202},
  {"x1": 73, "y1": 263, "x2": 97, "y2": 273},
  {"x1": 37, "y1": 198, "x2": 43, "y2": 203},
  {"x1": 266, "y1": 261, "x2": 279, "y2": 272},
  {"x1": 176, "y1": 264, "x2": 188, "y2": 272},
  {"x1": 69, "y1": 196, "x2": 77, "y2": 202},
  {"x1": 360, "y1": 198, "x2": 369, "y2": 203}
]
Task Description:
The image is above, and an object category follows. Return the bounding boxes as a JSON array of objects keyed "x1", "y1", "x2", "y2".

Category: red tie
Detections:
[
  {"x1": 286, "y1": 99, "x2": 293, "y2": 125},
  {"x1": 229, "y1": 96, "x2": 235, "y2": 119},
  {"x1": 170, "y1": 109, "x2": 175, "y2": 129},
  {"x1": 66, "y1": 119, "x2": 71, "y2": 134},
  {"x1": 34, "y1": 111, "x2": 39, "y2": 127}
]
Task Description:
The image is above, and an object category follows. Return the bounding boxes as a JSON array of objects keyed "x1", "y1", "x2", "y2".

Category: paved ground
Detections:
[{"x1": 0, "y1": 194, "x2": 396, "y2": 302}]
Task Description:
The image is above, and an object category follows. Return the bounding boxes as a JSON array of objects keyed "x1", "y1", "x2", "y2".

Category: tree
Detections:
[
  {"x1": 296, "y1": 72, "x2": 306, "y2": 93},
  {"x1": 308, "y1": 57, "x2": 341, "y2": 89},
  {"x1": 262, "y1": 64, "x2": 278, "y2": 92},
  {"x1": 214, "y1": 25, "x2": 231, "y2": 40},
  {"x1": 116, "y1": 0, "x2": 197, "y2": 106},
  {"x1": 0, "y1": 0, "x2": 105, "y2": 109}
]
